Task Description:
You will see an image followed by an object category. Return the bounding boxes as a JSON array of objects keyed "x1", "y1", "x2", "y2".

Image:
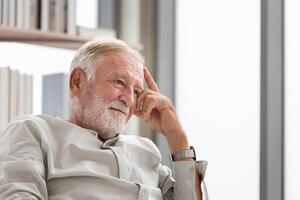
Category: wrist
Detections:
[{"x1": 165, "y1": 129, "x2": 190, "y2": 153}]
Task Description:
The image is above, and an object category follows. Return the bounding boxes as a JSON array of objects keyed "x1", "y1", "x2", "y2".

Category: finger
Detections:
[
  {"x1": 136, "y1": 89, "x2": 156, "y2": 110},
  {"x1": 144, "y1": 67, "x2": 159, "y2": 92},
  {"x1": 142, "y1": 96, "x2": 158, "y2": 120}
]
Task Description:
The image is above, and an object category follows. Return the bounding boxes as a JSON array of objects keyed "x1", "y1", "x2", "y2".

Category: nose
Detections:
[{"x1": 119, "y1": 87, "x2": 135, "y2": 107}]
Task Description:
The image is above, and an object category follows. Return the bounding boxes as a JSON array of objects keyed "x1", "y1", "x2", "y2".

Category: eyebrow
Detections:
[{"x1": 111, "y1": 72, "x2": 143, "y2": 90}]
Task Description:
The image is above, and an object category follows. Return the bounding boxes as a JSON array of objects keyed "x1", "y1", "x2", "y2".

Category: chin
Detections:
[{"x1": 97, "y1": 123, "x2": 126, "y2": 135}]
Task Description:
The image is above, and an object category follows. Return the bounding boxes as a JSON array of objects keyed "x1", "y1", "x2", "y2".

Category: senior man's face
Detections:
[{"x1": 81, "y1": 52, "x2": 144, "y2": 140}]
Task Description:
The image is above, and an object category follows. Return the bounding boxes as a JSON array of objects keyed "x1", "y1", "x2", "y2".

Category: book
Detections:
[
  {"x1": 25, "y1": 74, "x2": 33, "y2": 114},
  {"x1": 18, "y1": 73, "x2": 25, "y2": 115},
  {"x1": 24, "y1": 0, "x2": 39, "y2": 29},
  {"x1": 54, "y1": 0, "x2": 66, "y2": 33},
  {"x1": 0, "y1": 67, "x2": 10, "y2": 130},
  {"x1": 2, "y1": 0, "x2": 9, "y2": 26},
  {"x1": 8, "y1": 0, "x2": 16, "y2": 27},
  {"x1": 48, "y1": 0, "x2": 55, "y2": 31},
  {"x1": 18, "y1": 73, "x2": 33, "y2": 116},
  {"x1": 0, "y1": 0, "x2": 3, "y2": 25},
  {"x1": 46, "y1": 0, "x2": 66, "y2": 33},
  {"x1": 16, "y1": 0, "x2": 25, "y2": 28},
  {"x1": 9, "y1": 69, "x2": 19, "y2": 121},
  {"x1": 41, "y1": 0, "x2": 49, "y2": 31},
  {"x1": 42, "y1": 73, "x2": 69, "y2": 118},
  {"x1": 66, "y1": 0, "x2": 76, "y2": 35}
]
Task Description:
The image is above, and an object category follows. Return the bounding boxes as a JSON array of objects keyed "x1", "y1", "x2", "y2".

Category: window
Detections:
[
  {"x1": 285, "y1": 1, "x2": 300, "y2": 199},
  {"x1": 176, "y1": 1, "x2": 260, "y2": 199}
]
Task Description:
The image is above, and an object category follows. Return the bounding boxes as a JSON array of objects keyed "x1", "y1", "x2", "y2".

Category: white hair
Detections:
[{"x1": 70, "y1": 37, "x2": 144, "y2": 81}]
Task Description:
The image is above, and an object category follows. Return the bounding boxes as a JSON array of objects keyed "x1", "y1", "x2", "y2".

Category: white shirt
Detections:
[{"x1": 0, "y1": 115, "x2": 208, "y2": 200}]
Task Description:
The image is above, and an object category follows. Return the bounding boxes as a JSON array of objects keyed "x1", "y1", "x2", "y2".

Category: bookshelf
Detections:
[
  {"x1": 0, "y1": 26, "x2": 88, "y2": 50},
  {"x1": 0, "y1": 26, "x2": 143, "y2": 50},
  {"x1": 0, "y1": 0, "x2": 84, "y2": 49}
]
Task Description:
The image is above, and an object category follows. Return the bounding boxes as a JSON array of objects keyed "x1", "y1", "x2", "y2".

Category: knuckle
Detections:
[
  {"x1": 144, "y1": 95, "x2": 154, "y2": 102},
  {"x1": 149, "y1": 95, "x2": 156, "y2": 101}
]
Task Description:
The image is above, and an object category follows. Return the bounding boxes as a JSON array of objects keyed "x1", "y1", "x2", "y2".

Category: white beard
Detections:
[{"x1": 81, "y1": 92, "x2": 129, "y2": 140}]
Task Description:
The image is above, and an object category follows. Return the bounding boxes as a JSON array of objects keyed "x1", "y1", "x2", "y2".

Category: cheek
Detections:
[{"x1": 95, "y1": 86, "x2": 121, "y2": 102}]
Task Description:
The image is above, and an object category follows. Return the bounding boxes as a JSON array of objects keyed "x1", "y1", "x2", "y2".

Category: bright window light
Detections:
[
  {"x1": 285, "y1": 1, "x2": 300, "y2": 199},
  {"x1": 76, "y1": 0, "x2": 98, "y2": 28},
  {"x1": 176, "y1": 1, "x2": 260, "y2": 199}
]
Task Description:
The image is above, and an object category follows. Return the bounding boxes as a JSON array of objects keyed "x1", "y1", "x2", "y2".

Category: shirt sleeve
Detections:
[
  {"x1": 158, "y1": 158, "x2": 209, "y2": 200},
  {"x1": 0, "y1": 120, "x2": 48, "y2": 200}
]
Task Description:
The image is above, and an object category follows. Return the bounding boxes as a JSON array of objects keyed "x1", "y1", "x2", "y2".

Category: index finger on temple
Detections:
[{"x1": 144, "y1": 67, "x2": 159, "y2": 92}]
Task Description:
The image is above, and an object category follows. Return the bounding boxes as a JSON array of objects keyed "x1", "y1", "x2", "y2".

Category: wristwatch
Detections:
[{"x1": 171, "y1": 146, "x2": 196, "y2": 161}]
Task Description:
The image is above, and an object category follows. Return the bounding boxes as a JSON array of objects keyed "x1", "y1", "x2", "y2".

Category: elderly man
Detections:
[{"x1": 0, "y1": 38, "x2": 208, "y2": 199}]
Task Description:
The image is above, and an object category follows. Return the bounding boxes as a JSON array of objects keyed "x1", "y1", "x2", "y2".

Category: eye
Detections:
[{"x1": 116, "y1": 79, "x2": 125, "y2": 86}]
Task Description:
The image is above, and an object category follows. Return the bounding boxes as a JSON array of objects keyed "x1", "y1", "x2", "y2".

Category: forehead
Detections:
[{"x1": 95, "y1": 52, "x2": 144, "y2": 85}]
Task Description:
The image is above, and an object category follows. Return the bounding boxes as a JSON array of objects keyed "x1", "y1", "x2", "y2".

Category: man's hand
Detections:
[
  {"x1": 134, "y1": 68, "x2": 203, "y2": 200},
  {"x1": 134, "y1": 68, "x2": 189, "y2": 153}
]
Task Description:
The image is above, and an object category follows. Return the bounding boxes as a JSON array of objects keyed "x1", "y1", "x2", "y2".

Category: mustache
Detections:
[{"x1": 109, "y1": 101, "x2": 130, "y2": 115}]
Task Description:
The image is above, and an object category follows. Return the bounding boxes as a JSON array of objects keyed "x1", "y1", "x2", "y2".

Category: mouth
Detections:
[{"x1": 110, "y1": 107, "x2": 127, "y2": 115}]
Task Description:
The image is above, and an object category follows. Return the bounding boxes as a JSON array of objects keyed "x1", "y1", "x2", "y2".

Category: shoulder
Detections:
[
  {"x1": 118, "y1": 134, "x2": 162, "y2": 160},
  {"x1": 2, "y1": 114, "x2": 48, "y2": 133},
  {"x1": 0, "y1": 115, "x2": 56, "y2": 160},
  {"x1": 6, "y1": 114, "x2": 59, "y2": 126},
  {"x1": 1, "y1": 114, "x2": 68, "y2": 139},
  {"x1": 4, "y1": 114, "x2": 61, "y2": 129}
]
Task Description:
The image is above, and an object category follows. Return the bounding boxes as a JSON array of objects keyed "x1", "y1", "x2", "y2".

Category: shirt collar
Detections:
[{"x1": 101, "y1": 134, "x2": 120, "y2": 147}]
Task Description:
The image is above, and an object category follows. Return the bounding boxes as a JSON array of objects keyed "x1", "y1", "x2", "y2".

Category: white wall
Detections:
[
  {"x1": 176, "y1": 1, "x2": 260, "y2": 199},
  {"x1": 285, "y1": 1, "x2": 300, "y2": 199},
  {"x1": 0, "y1": 43, "x2": 75, "y2": 115}
]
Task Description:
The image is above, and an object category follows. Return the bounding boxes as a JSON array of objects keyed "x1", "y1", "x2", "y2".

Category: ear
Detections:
[{"x1": 69, "y1": 68, "x2": 87, "y2": 97}]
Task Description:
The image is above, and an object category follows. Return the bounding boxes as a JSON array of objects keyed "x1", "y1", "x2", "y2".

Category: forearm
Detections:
[{"x1": 165, "y1": 129, "x2": 202, "y2": 200}]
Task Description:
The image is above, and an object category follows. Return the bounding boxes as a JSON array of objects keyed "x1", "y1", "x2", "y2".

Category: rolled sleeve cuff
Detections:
[
  {"x1": 169, "y1": 155, "x2": 208, "y2": 181},
  {"x1": 195, "y1": 160, "x2": 208, "y2": 180},
  {"x1": 169, "y1": 157, "x2": 209, "y2": 200}
]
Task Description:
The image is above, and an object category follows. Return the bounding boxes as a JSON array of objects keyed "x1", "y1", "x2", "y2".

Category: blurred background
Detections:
[{"x1": 0, "y1": 0, "x2": 299, "y2": 200}]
